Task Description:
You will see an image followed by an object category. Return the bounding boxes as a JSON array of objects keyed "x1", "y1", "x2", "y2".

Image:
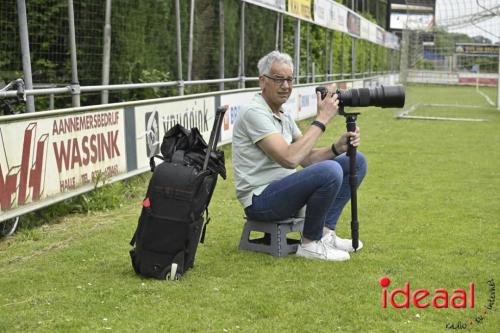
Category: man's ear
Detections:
[{"x1": 259, "y1": 76, "x2": 265, "y2": 89}]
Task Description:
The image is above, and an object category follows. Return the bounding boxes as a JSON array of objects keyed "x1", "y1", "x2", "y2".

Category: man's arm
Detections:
[
  {"x1": 257, "y1": 125, "x2": 325, "y2": 169},
  {"x1": 299, "y1": 126, "x2": 362, "y2": 167},
  {"x1": 257, "y1": 87, "x2": 339, "y2": 169},
  {"x1": 299, "y1": 146, "x2": 336, "y2": 167}
]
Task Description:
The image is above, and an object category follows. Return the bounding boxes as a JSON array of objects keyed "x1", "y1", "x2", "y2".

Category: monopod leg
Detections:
[{"x1": 345, "y1": 114, "x2": 359, "y2": 251}]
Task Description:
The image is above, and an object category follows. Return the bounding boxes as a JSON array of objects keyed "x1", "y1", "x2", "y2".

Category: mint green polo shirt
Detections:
[{"x1": 232, "y1": 93, "x2": 302, "y2": 208}]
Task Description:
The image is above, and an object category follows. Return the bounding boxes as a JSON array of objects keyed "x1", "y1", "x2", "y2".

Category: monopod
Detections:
[{"x1": 316, "y1": 85, "x2": 405, "y2": 251}]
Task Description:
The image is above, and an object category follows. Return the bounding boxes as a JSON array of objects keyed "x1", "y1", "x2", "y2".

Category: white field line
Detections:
[
  {"x1": 395, "y1": 103, "x2": 488, "y2": 122},
  {"x1": 476, "y1": 88, "x2": 495, "y2": 107}
]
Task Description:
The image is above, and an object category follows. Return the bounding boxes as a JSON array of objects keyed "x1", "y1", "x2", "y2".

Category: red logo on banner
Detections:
[{"x1": 0, "y1": 123, "x2": 48, "y2": 211}]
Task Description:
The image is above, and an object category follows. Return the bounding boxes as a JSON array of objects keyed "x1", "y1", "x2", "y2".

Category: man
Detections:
[{"x1": 232, "y1": 51, "x2": 367, "y2": 261}]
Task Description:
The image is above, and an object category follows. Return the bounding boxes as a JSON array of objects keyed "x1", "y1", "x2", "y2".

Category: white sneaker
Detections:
[
  {"x1": 296, "y1": 238, "x2": 350, "y2": 261},
  {"x1": 324, "y1": 230, "x2": 363, "y2": 253}
]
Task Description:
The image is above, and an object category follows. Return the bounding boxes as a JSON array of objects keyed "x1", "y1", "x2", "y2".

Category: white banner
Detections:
[
  {"x1": 376, "y1": 27, "x2": 385, "y2": 45},
  {"x1": 360, "y1": 17, "x2": 370, "y2": 40},
  {"x1": 218, "y1": 92, "x2": 256, "y2": 145},
  {"x1": 390, "y1": 13, "x2": 434, "y2": 31},
  {"x1": 313, "y1": 0, "x2": 330, "y2": 28},
  {"x1": 369, "y1": 22, "x2": 377, "y2": 44},
  {"x1": 283, "y1": 86, "x2": 318, "y2": 121},
  {"x1": 331, "y1": 1, "x2": 348, "y2": 33},
  {"x1": 133, "y1": 98, "x2": 216, "y2": 171},
  {"x1": 0, "y1": 109, "x2": 126, "y2": 214},
  {"x1": 243, "y1": 0, "x2": 286, "y2": 12},
  {"x1": 385, "y1": 32, "x2": 400, "y2": 49}
]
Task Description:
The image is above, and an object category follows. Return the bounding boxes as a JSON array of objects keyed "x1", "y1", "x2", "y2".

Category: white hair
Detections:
[{"x1": 257, "y1": 51, "x2": 294, "y2": 76}]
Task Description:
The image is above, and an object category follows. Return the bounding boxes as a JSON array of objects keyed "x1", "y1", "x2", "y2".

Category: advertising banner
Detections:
[
  {"x1": 331, "y1": 0, "x2": 348, "y2": 33},
  {"x1": 249, "y1": 0, "x2": 396, "y2": 48},
  {"x1": 283, "y1": 85, "x2": 318, "y2": 121},
  {"x1": 0, "y1": 109, "x2": 126, "y2": 215},
  {"x1": 347, "y1": 10, "x2": 361, "y2": 37},
  {"x1": 376, "y1": 27, "x2": 385, "y2": 45},
  {"x1": 368, "y1": 22, "x2": 377, "y2": 44},
  {"x1": 219, "y1": 91, "x2": 256, "y2": 145},
  {"x1": 288, "y1": 0, "x2": 312, "y2": 20},
  {"x1": 243, "y1": 0, "x2": 286, "y2": 12},
  {"x1": 313, "y1": 0, "x2": 330, "y2": 28},
  {"x1": 133, "y1": 97, "x2": 216, "y2": 171},
  {"x1": 385, "y1": 32, "x2": 399, "y2": 49},
  {"x1": 390, "y1": 13, "x2": 434, "y2": 31},
  {"x1": 455, "y1": 43, "x2": 499, "y2": 56},
  {"x1": 360, "y1": 17, "x2": 370, "y2": 41}
]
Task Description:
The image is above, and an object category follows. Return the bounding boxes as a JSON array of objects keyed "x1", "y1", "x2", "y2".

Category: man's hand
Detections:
[
  {"x1": 333, "y1": 126, "x2": 361, "y2": 155},
  {"x1": 315, "y1": 83, "x2": 339, "y2": 125}
]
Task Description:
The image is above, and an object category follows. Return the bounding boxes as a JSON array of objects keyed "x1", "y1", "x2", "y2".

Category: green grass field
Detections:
[{"x1": 0, "y1": 84, "x2": 499, "y2": 332}]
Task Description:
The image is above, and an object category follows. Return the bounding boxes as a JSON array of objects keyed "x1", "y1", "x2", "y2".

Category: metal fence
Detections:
[
  {"x1": 0, "y1": 0, "x2": 400, "y2": 113},
  {"x1": 396, "y1": 0, "x2": 500, "y2": 108}
]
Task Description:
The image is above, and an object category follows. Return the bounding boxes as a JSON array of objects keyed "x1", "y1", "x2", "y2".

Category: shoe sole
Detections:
[
  {"x1": 296, "y1": 248, "x2": 350, "y2": 261},
  {"x1": 331, "y1": 241, "x2": 364, "y2": 253}
]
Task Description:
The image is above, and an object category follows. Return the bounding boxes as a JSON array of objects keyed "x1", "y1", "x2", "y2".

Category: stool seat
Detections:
[{"x1": 239, "y1": 217, "x2": 305, "y2": 257}]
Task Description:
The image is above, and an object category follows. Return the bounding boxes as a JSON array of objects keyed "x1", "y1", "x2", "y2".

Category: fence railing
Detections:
[{"x1": 1, "y1": 0, "x2": 400, "y2": 113}]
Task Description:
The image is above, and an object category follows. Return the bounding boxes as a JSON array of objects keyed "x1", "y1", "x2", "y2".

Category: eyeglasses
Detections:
[{"x1": 263, "y1": 74, "x2": 294, "y2": 86}]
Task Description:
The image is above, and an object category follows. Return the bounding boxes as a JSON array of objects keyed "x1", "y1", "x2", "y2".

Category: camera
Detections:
[{"x1": 316, "y1": 85, "x2": 405, "y2": 109}]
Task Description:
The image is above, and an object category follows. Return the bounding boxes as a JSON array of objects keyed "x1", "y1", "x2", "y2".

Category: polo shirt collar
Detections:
[{"x1": 254, "y1": 93, "x2": 284, "y2": 120}]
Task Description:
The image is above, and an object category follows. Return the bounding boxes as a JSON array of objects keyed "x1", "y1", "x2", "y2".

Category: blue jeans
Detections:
[{"x1": 244, "y1": 152, "x2": 367, "y2": 241}]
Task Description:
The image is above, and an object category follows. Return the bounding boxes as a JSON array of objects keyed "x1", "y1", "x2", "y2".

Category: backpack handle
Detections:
[{"x1": 203, "y1": 105, "x2": 227, "y2": 171}]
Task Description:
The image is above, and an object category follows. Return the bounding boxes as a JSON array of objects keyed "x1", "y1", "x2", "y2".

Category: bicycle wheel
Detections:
[{"x1": 0, "y1": 216, "x2": 20, "y2": 237}]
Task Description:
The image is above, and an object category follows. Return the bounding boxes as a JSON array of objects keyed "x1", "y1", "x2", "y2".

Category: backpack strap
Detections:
[
  {"x1": 199, "y1": 208, "x2": 210, "y2": 244},
  {"x1": 149, "y1": 154, "x2": 164, "y2": 171}
]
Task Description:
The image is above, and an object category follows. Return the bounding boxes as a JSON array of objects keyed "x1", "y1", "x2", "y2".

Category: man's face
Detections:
[{"x1": 260, "y1": 62, "x2": 294, "y2": 107}]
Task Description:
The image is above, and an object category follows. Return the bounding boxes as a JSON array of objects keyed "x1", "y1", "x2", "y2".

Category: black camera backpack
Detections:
[{"x1": 129, "y1": 106, "x2": 226, "y2": 280}]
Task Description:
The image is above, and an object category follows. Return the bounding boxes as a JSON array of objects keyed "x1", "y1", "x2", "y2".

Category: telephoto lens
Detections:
[{"x1": 316, "y1": 85, "x2": 405, "y2": 108}]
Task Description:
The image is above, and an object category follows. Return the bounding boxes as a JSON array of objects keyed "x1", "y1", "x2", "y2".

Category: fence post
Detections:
[
  {"x1": 238, "y1": 1, "x2": 245, "y2": 89},
  {"x1": 497, "y1": 46, "x2": 500, "y2": 110},
  {"x1": 351, "y1": 37, "x2": 355, "y2": 80},
  {"x1": 306, "y1": 23, "x2": 310, "y2": 83},
  {"x1": 400, "y1": 30, "x2": 409, "y2": 85},
  {"x1": 279, "y1": 13, "x2": 283, "y2": 52},
  {"x1": 340, "y1": 33, "x2": 344, "y2": 80},
  {"x1": 68, "y1": 0, "x2": 80, "y2": 107},
  {"x1": 187, "y1": 0, "x2": 195, "y2": 81},
  {"x1": 101, "y1": 0, "x2": 112, "y2": 104},
  {"x1": 16, "y1": 0, "x2": 35, "y2": 112},
  {"x1": 175, "y1": 0, "x2": 184, "y2": 95},
  {"x1": 369, "y1": 42, "x2": 373, "y2": 77},
  {"x1": 294, "y1": 19, "x2": 300, "y2": 84},
  {"x1": 275, "y1": 12, "x2": 279, "y2": 51},
  {"x1": 329, "y1": 31, "x2": 334, "y2": 81},
  {"x1": 219, "y1": 0, "x2": 225, "y2": 91},
  {"x1": 312, "y1": 62, "x2": 315, "y2": 83},
  {"x1": 362, "y1": 40, "x2": 366, "y2": 78}
]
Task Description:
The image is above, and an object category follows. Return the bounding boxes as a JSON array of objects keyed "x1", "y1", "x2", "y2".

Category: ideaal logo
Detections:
[
  {"x1": 0, "y1": 123, "x2": 48, "y2": 212},
  {"x1": 379, "y1": 276, "x2": 475, "y2": 309},
  {"x1": 379, "y1": 277, "x2": 496, "y2": 330}
]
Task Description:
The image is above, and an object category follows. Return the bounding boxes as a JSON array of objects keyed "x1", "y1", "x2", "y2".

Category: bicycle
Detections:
[{"x1": 0, "y1": 78, "x2": 26, "y2": 237}]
